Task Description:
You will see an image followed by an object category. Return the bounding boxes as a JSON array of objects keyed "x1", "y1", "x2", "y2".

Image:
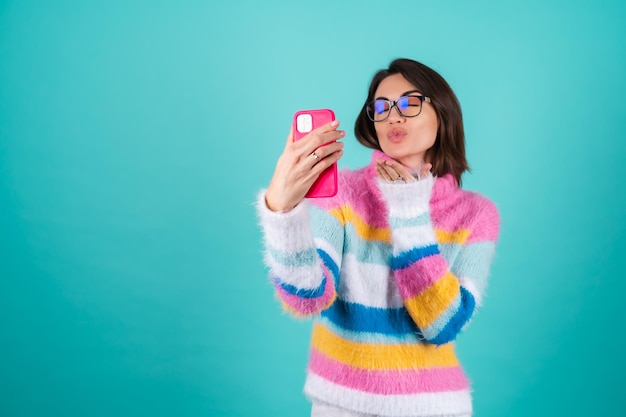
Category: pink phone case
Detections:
[{"x1": 293, "y1": 109, "x2": 338, "y2": 198}]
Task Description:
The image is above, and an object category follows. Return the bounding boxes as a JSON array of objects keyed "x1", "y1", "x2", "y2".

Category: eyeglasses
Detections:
[{"x1": 366, "y1": 94, "x2": 431, "y2": 122}]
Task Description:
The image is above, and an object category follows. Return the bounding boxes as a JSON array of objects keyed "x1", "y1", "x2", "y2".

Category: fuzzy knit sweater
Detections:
[{"x1": 257, "y1": 151, "x2": 500, "y2": 417}]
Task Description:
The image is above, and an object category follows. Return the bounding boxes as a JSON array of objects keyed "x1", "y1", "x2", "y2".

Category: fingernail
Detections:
[{"x1": 331, "y1": 121, "x2": 339, "y2": 127}]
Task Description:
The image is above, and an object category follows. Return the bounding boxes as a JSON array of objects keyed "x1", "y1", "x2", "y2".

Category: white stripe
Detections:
[
  {"x1": 257, "y1": 191, "x2": 317, "y2": 253},
  {"x1": 391, "y1": 225, "x2": 437, "y2": 254},
  {"x1": 376, "y1": 175, "x2": 434, "y2": 219},
  {"x1": 460, "y1": 277, "x2": 483, "y2": 306},
  {"x1": 264, "y1": 238, "x2": 341, "y2": 290},
  {"x1": 314, "y1": 237, "x2": 342, "y2": 268},
  {"x1": 304, "y1": 373, "x2": 472, "y2": 417},
  {"x1": 265, "y1": 253, "x2": 323, "y2": 290},
  {"x1": 338, "y1": 254, "x2": 404, "y2": 308},
  {"x1": 261, "y1": 218, "x2": 315, "y2": 253}
]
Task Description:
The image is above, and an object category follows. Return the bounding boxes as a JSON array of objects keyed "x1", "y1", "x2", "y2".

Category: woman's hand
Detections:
[
  {"x1": 265, "y1": 121, "x2": 344, "y2": 212},
  {"x1": 375, "y1": 158, "x2": 432, "y2": 183}
]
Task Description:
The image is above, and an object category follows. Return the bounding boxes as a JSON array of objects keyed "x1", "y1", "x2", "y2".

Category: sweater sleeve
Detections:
[
  {"x1": 256, "y1": 190, "x2": 344, "y2": 317},
  {"x1": 377, "y1": 175, "x2": 500, "y2": 345}
]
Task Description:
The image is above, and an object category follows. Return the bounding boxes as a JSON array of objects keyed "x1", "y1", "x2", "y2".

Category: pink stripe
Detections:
[
  {"x1": 347, "y1": 203, "x2": 388, "y2": 229},
  {"x1": 431, "y1": 183, "x2": 499, "y2": 244},
  {"x1": 308, "y1": 349, "x2": 469, "y2": 394},
  {"x1": 394, "y1": 255, "x2": 448, "y2": 299},
  {"x1": 311, "y1": 166, "x2": 390, "y2": 229},
  {"x1": 343, "y1": 169, "x2": 390, "y2": 228},
  {"x1": 430, "y1": 200, "x2": 470, "y2": 231},
  {"x1": 467, "y1": 200, "x2": 500, "y2": 243},
  {"x1": 275, "y1": 264, "x2": 336, "y2": 315}
]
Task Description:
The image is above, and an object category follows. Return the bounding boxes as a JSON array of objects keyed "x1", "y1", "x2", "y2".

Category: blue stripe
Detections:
[
  {"x1": 451, "y1": 241, "x2": 495, "y2": 292},
  {"x1": 275, "y1": 276, "x2": 327, "y2": 298},
  {"x1": 391, "y1": 244, "x2": 439, "y2": 270},
  {"x1": 310, "y1": 205, "x2": 344, "y2": 255},
  {"x1": 344, "y1": 224, "x2": 391, "y2": 266},
  {"x1": 389, "y1": 212, "x2": 430, "y2": 229},
  {"x1": 428, "y1": 286, "x2": 476, "y2": 345},
  {"x1": 439, "y1": 242, "x2": 462, "y2": 265},
  {"x1": 267, "y1": 246, "x2": 317, "y2": 267},
  {"x1": 316, "y1": 248, "x2": 340, "y2": 286},
  {"x1": 321, "y1": 298, "x2": 423, "y2": 337},
  {"x1": 273, "y1": 248, "x2": 337, "y2": 299},
  {"x1": 316, "y1": 315, "x2": 423, "y2": 344}
]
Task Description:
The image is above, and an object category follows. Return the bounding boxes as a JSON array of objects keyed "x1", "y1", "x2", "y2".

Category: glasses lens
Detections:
[
  {"x1": 374, "y1": 100, "x2": 390, "y2": 120},
  {"x1": 367, "y1": 100, "x2": 391, "y2": 121},
  {"x1": 366, "y1": 96, "x2": 425, "y2": 121},
  {"x1": 398, "y1": 96, "x2": 423, "y2": 117}
]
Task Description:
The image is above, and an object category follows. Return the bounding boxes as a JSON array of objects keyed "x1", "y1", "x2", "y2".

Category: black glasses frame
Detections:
[{"x1": 366, "y1": 95, "x2": 431, "y2": 122}]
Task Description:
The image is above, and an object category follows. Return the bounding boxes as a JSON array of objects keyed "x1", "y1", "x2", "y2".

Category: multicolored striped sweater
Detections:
[{"x1": 257, "y1": 151, "x2": 500, "y2": 417}]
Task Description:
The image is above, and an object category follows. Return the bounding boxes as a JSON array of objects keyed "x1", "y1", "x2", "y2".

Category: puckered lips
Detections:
[{"x1": 387, "y1": 128, "x2": 407, "y2": 143}]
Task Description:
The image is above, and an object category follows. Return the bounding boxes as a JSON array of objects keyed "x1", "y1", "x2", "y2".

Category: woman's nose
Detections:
[{"x1": 387, "y1": 106, "x2": 405, "y2": 123}]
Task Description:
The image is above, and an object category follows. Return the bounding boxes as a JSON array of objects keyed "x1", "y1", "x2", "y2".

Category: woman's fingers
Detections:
[
  {"x1": 266, "y1": 121, "x2": 345, "y2": 212},
  {"x1": 387, "y1": 160, "x2": 415, "y2": 180},
  {"x1": 376, "y1": 162, "x2": 403, "y2": 181},
  {"x1": 376, "y1": 164, "x2": 393, "y2": 181},
  {"x1": 308, "y1": 141, "x2": 344, "y2": 167},
  {"x1": 309, "y1": 147, "x2": 343, "y2": 178},
  {"x1": 375, "y1": 159, "x2": 420, "y2": 183},
  {"x1": 378, "y1": 160, "x2": 407, "y2": 181},
  {"x1": 293, "y1": 120, "x2": 345, "y2": 156}
]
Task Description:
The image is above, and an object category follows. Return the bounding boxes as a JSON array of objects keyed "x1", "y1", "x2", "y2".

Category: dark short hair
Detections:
[{"x1": 355, "y1": 58, "x2": 469, "y2": 185}]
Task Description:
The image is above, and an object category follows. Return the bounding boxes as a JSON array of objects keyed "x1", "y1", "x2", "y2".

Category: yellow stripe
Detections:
[
  {"x1": 328, "y1": 207, "x2": 345, "y2": 224},
  {"x1": 405, "y1": 271, "x2": 460, "y2": 329},
  {"x1": 330, "y1": 205, "x2": 391, "y2": 243},
  {"x1": 435, "y1": 228, "x2": 471, "y2": 245},
  {"x1": 331, "y1": 207, "x2": 470, "y2": 246},
  {"x1": 311, "y1": 323, "x2": 458, "y2": 370}
]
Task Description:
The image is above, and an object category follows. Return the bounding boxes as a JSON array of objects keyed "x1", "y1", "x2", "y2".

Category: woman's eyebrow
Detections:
[{"x1": 374, "y1": 89, "x2": 423, "y2": 100}]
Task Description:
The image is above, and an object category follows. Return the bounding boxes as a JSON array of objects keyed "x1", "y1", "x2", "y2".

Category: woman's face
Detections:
[{"x1": 373, "y1": 73, "x2": 438, "y2": 169}]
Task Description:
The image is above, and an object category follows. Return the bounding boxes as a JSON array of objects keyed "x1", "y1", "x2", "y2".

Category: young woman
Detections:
[{"x1": 257, "y1": 58, "x2": 500, "y2": 417}]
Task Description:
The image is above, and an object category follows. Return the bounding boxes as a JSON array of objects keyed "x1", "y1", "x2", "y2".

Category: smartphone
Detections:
[{"x1": 293, "y1": 109, "x2": 338, "y2": 198}]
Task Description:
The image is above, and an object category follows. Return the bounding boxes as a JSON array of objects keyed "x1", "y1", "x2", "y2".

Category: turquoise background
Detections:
[{"x1": 1, "y1": 0, "x2": 625, "y2": 416}]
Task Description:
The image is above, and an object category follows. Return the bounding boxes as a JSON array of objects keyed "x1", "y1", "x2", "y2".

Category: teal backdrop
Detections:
[{"x1": 1, "y1": 0, "x2": 625, "y2": 416}]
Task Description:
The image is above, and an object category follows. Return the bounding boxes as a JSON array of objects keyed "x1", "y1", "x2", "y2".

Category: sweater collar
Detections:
[{"x1": 369, "y1": 150, "x2": 458, "y2": 202}]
